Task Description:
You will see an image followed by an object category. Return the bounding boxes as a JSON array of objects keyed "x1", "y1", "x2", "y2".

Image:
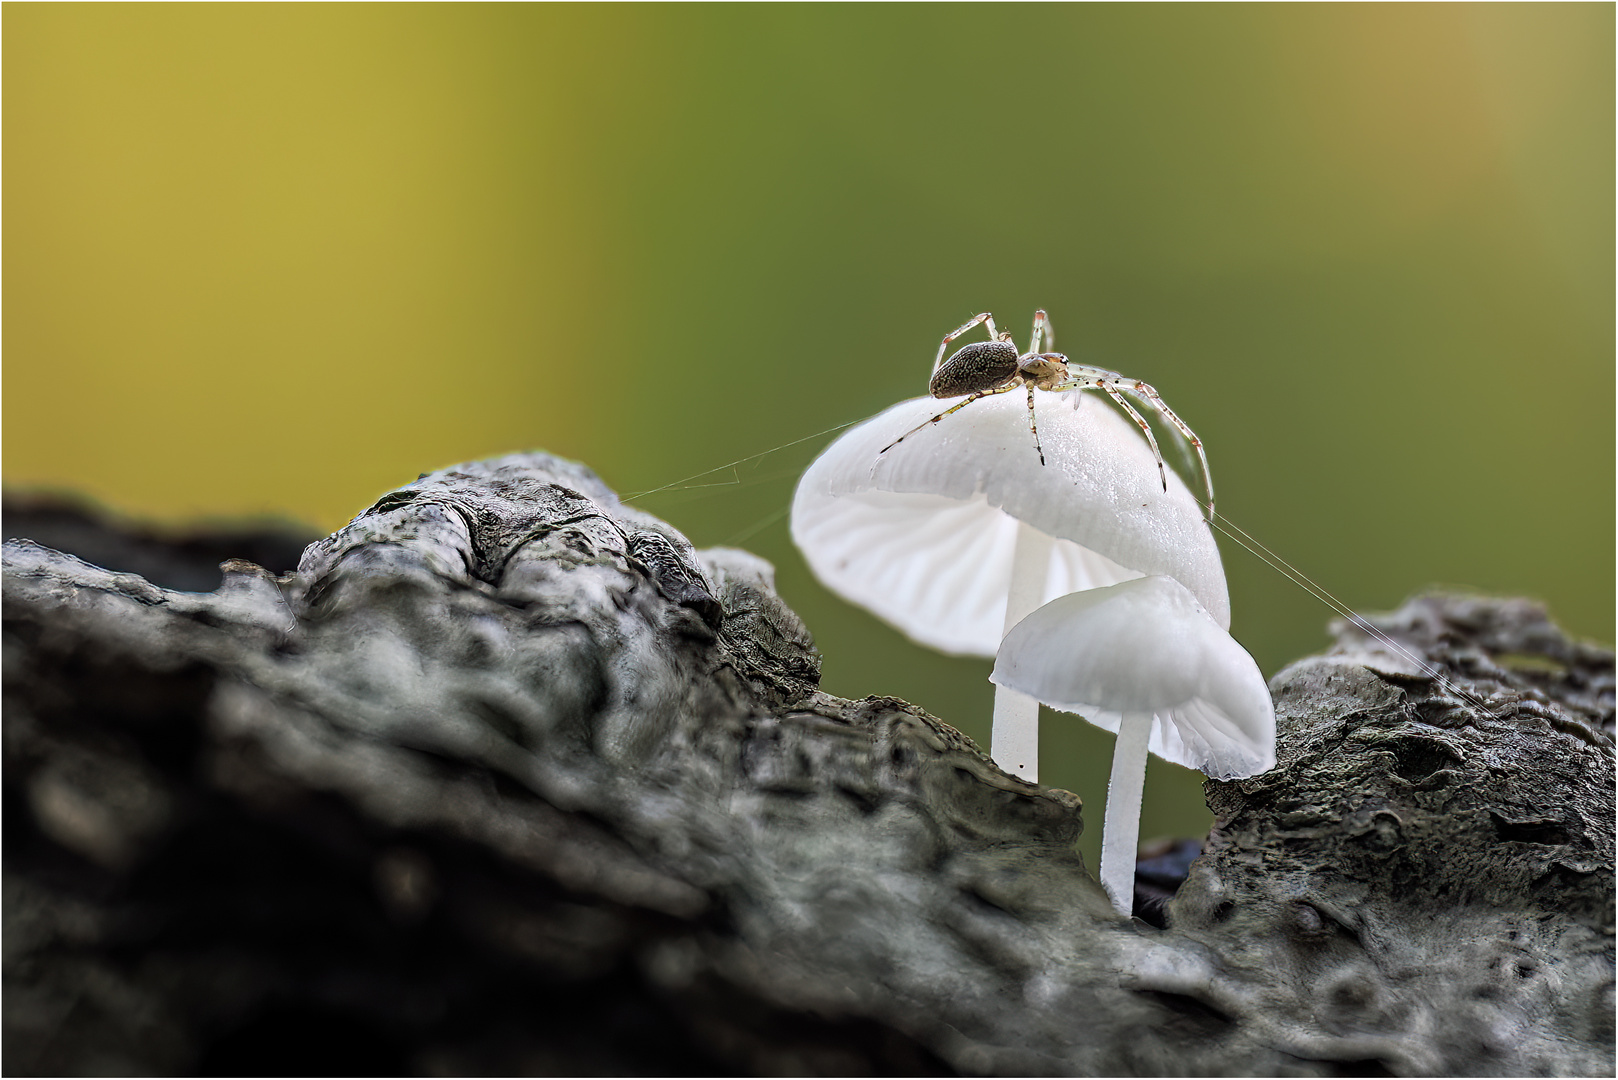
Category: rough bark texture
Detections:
[{"x1": 3, "y1": 453, "x2": 1612, "y2": 1076}]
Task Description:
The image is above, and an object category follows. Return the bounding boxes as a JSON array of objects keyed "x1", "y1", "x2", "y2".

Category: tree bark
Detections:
[{"x1": 3, "y1": 453, "x2": 1612, "y2": 1076}]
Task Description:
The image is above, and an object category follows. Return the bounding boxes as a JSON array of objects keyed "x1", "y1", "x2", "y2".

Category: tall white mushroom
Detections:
[
  {"x1": 990, "y1": 574, "x2": 1275, "y2": 915},
  {"x1": 791, "y1": 388, "x2": 1225, "y2": 781}
]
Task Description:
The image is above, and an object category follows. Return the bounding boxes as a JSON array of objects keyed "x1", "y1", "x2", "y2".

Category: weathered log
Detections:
[{"x1": 3, "y1": 453, "x2": 1612, "y2": 1076}]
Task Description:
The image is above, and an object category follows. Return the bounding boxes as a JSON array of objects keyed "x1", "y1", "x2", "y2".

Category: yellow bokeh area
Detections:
[
  {"x1": 6, "y1": 5, "x2": 601, "y2": 525},
  {"x1": 6, "y1": 5, "x2": 1611, "y2": 870}
]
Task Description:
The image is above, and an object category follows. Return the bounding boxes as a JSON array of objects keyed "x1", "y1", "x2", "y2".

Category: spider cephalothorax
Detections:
[{"x1": 882, "y1": 310, "x2": 1215, "y2": 517}]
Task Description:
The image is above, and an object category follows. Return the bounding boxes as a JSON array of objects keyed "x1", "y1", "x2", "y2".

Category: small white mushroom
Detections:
[
  {"x1": 989, "y1": 574, "x2": 1275, "y2": 915},
  {"x1": 792, "y1": 389, "x2": 1225, "y2": 780}
]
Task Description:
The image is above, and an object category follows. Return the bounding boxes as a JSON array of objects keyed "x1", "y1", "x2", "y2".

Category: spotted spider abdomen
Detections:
[{"x1": 929, "y1": 340, "x2": 1020, "y2": 399}]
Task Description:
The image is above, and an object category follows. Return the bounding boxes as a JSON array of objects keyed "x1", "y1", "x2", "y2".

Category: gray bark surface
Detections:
[{"x1": 3, "y1": 453, "x2": 1612, "y2": 1076}]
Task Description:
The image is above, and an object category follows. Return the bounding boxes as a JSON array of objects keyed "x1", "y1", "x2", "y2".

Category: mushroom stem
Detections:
[
  {"x1": 1100, "y1": 710, "x2": 1152, "y2": 916},
  {"x1": 990, "y1": 522, "x2": 1052, "y2": 782}
]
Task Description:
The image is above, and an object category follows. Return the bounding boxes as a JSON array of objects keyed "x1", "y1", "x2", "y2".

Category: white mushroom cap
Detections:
[
  {"x1": 791, "y1": 390, "x2": 1228, "y2": 656},
  {"x1": 989, "y1": 574, "x2": 1274, "y2": 779}
]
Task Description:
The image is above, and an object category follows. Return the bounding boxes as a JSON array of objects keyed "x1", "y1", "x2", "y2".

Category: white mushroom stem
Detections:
[
  {"x1": 1100, "y1": 711, "x2": 1152, "y2": 916},
  {"x1": 988, "y1": 577, "x2": 1276, "y2": 919},
  {"x1": 989, "y1": 522, "x2": 1052, "y2": 782}
]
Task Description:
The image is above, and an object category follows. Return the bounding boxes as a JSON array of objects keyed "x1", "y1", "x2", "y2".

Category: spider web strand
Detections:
[
  {"x1": 1208, "y1": 511, "x2": 1491, "y2": 711},
  {"x1": 620, "y1": 417, "x2": 865, "y2": 503}
]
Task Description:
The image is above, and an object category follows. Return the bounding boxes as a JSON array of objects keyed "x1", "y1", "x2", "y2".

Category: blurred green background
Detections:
[{"x1": 6, "y1": 4, "x2": 1612, "y2": 871}]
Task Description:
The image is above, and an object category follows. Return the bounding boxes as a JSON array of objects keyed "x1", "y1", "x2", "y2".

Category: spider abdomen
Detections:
[{"x1": 929, "y1": 340, "x2": 1021, "y2": 399}]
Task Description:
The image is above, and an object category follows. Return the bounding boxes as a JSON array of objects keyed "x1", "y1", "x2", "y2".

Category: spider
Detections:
[{"x1": 879, "y1": 310, "x2": 1215, "y2": 517}]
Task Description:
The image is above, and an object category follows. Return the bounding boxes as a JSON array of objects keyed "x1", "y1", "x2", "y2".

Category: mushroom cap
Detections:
[
  {"x1": 989, "y1": 574, "x2": 1274, "y2": 779},
  {"x1": 791, "y1": 390, "x2": 1228, "y2": 657}
]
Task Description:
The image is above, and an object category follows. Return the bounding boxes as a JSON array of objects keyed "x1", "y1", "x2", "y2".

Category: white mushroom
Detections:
[
  {"x1": 791, "y1": 388, "x2": 1225, "y2": 781},
  {"x1": 989, "y1": 574, "x2": 1275, "y2": 915}
]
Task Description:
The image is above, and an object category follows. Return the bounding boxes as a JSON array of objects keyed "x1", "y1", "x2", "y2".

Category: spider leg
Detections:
[
  {"x1": 1026, "y1": 384, "x2": 1046, "y2": 466},
  {"x1": 1030, "y1": 309, "x2": 1055, "y2": 355},
  {"x1": 932, "y1": 312, "x2": 999, "y2": 376},
  {"x1": 1048, "y1": 375, "x2": 1170, "y2": 497},
  {"x1": 1064, "y1": 362, "x2": 1126, "y2": 382},
  {"x1": 1101, "y1": 384, "x2": 1169, "y2": 494},
  {"x1": 1116, "y1": 379, "x2": 1215, "y2": 519},
  {"x1": 880, "y1": 381, "x2": 1020, "y2": 455},
  {"x1": 1059, "y1": 365, "x2": 1216, "y2": 516}
]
